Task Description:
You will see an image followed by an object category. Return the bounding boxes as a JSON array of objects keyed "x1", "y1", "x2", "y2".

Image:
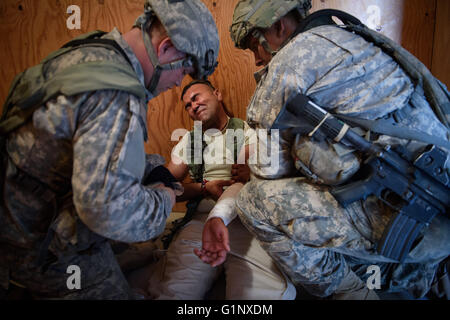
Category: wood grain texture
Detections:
[
  {"x1": 431, "y1": 0, "x2": 450, "y2": 87},
  {"x1": 0, "y1": 0, "x2": 448, "y2": 213},
  {"x1": 400, "y1": 0, "x2": 436, "y2": 70},
  {"x1": 0, "y1": 0, "x2": 143, "y2": 114}
]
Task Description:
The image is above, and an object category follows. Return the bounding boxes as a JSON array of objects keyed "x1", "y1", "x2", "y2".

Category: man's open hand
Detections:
[{"x1": 194, "y1": 217, "x2": 230, "y2": 267}]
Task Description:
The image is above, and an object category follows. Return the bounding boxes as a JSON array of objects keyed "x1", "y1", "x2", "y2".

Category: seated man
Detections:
[{"x1": 146, "y1": 79, "x2": 295, "y2": 300}]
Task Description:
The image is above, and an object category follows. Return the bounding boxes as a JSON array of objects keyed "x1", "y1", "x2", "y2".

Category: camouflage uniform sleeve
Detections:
[
  {"x1": 291, "y1": 135, "x2": 361, "y2": 185},
  {"x1": 72, "y1": 90, "x2": 173, "y2": 243},
  {"x1": 248, "y1": 39, "x2": 362, "y2": 183},
  {"x1": 143, "y1": 153, "x2": 166, "y2": 180},
  {"x1": 248, "y1": 25, "x2": 414, "y2": 184},
  {"x1": 248, "y1": 128, "x2": 296, "y2": 179}
]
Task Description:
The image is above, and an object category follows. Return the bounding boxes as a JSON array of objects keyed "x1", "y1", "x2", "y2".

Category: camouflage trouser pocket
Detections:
[
  {"x1": 237, "y1": 177, "x2": 365, "y2": 250},
  {"x1": 37, "y1": 241, "x2": 129, "y2": 299}
]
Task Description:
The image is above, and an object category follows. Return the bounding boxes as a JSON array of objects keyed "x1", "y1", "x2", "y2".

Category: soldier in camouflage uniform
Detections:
[
  {"x1": 217, "y1": 0, "x2": 450, "y2": 299},
  {"x1": 0, "y1": 0, "x2": 219, "y2": 299}
]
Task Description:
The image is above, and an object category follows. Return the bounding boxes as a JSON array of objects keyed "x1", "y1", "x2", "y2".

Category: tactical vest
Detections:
[
  {"x1": 0, "y1": 30, "x2": 147, "y2": 269},
  {"x1": 0, "y1": 30, "x2": 146, "y2": 136},
  {"x1": 293, "y1": 9, "x2": 450, "y2": 135},
  {"x1": 287, "y1": 11, "x2": 450, "y2": 262}
]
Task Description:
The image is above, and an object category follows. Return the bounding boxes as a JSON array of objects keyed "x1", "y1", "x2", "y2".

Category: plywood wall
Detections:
[
  {"x1": 0, "y1": 0, "x2": 448, "y2": 212},
  {"x1": 432, "y1": 0, "x2": 450, "y2": 88}
]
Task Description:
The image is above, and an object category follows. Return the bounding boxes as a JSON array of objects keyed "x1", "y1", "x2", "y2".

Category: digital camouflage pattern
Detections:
[
  {"x1": 236, "y1": 178, "x2": 450, "y2": 298},
  {"x1": 0, "y1": 29, "x2": 173, "y2": 299},
  {"x1": 2, "y1": 237, "x2": 134, "y2": 299},
  {"x1": 135, "y1": 0, "x2": 219, "y2": 80},
  {"x1": 236, "y1": 24, "x2": 450, "y2": 299},
  {"x1": 230, "y1": 0, "x2": 312, "y2": 49}
]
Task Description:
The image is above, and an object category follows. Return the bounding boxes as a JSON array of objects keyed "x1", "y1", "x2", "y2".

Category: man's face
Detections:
[
  {"x1": 248, "y1": 35, "x2": 273, "y2": 67},
  {"x1": 247, "y1": 26, "x2": 284, "y2": 67},
  {"x1": 182, "y1": 84, "x2": 223, "y2": 127},
  {"x1": 154, "y1": 49, "x2": 195, "y2": 95}
]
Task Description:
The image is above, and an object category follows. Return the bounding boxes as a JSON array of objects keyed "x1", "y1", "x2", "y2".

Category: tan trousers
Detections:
[{"x1": 147, "y1": 212, "x2": 296, "y2": 300}]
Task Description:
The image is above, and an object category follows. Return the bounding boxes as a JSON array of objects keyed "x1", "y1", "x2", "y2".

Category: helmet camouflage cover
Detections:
[
  {"x1": 230, "y1": 0, "x2": 312, "y2": 49},
  {"x1": 135, "y1": 0, "x2": 219, "y2": 81}
]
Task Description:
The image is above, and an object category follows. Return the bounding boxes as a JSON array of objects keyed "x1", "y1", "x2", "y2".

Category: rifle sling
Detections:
[{"x1": 335, "y1": 113, "x2": 450, "y2": 150}]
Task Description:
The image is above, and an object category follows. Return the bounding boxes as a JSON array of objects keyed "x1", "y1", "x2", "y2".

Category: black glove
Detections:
[{"x1": 143, "y1": 165, "x2": 178, "y2": 189}]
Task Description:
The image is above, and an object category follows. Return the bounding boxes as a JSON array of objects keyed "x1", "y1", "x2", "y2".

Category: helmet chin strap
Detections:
[
  {"x1": 140, "y1": 17, "x2": 192, "y2": 96},
  {"x1": 252, "y1": 22, "x2": 301, "y2": 58},
  {"x1": 251, "y1": 29, "x2": 277, "y2": 57}
]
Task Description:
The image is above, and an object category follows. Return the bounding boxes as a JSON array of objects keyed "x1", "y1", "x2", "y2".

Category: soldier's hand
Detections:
[
  {"x1": 231, "y1": 164, "x2": 250, "y2": 184},
  {"x1": 205, "y1": 180, "x2": 233, "y2": 201}
]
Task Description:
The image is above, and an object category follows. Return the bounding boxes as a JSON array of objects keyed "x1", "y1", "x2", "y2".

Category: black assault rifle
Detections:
[{"x1": 273, "y1": 94, "x2": 449, "y2": 262}]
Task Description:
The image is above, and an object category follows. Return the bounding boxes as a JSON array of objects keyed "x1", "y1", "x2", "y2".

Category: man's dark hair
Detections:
[
  {"x1": 181, "y1": 79, "x2": 215, "y2": 100},
  {"x1": 181, "y1": 79, "x2": 234, "y2": 117}
]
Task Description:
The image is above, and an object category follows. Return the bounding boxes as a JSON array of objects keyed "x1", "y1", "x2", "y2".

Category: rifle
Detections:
[{"x1": 273, "y1": 94, "x2": 449, "y2": 262}]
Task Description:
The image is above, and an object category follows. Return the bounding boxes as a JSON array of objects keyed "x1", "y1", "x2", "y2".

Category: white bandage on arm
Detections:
[
  {"x1": 207, "y1": 197, "x2": 237, "y2": 226},
  {"x1": 206, "y1": 183, "x2": 244, "y2": 226}
]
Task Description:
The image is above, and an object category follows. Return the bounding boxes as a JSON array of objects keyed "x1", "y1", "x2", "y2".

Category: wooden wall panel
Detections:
[
  {"x1": 0, "y1": 0, "x2": 144, "y2": 114},
  {"x1": 312, "y1": 0, "x2": 437, "y2": 70},
  {"x1": 311, "y1": 0, "x2": 406, "y2": 43},
  {"x1": 0, "y1": 0, "x2": 447, "y2": 213},
  {"x1": 432, "y1": 0, "x2": 450, "y2": 88},
  {"x1": 400, "y1": 0, "x2": 436, "y2": 70}
]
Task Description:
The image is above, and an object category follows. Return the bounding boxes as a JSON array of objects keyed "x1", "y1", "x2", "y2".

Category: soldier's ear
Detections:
[
  {"x1": 275, "y1": 19, "x2": 287, "y2": 39},
  {"x1": 157, "y1": 37, "x2": 175, "y2": 56}
]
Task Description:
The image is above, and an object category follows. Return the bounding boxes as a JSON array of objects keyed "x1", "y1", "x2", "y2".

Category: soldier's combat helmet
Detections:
[
  {"x1": 230, "y1": 0, "x2": 311, "y2": 51},
  {"x1": 134, "y1": 0, "x2": 219, "y2": 95}
]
